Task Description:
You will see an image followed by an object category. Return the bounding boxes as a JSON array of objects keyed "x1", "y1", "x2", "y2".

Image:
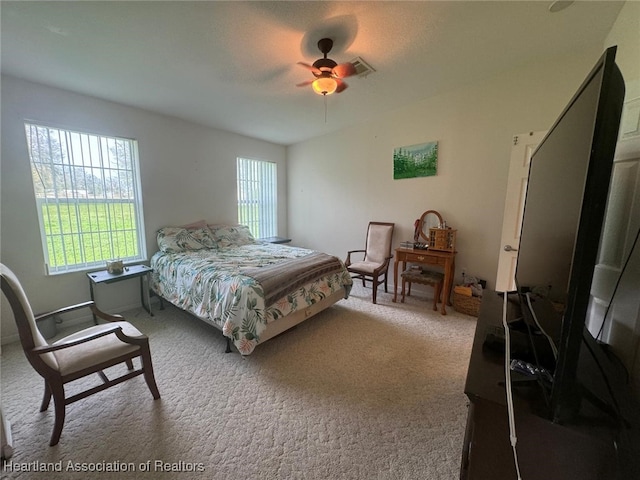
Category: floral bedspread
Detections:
[{"x1": 150, "y1": 243, "x2": 352, "y2": 354}]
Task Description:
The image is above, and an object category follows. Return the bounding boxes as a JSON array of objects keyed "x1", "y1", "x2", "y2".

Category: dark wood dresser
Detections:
[{"x1": 460, "y1": 290, "x2": 640, "y2": 479}]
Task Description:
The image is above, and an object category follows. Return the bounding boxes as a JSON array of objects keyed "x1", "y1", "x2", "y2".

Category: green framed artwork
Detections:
[{"x1": 393, "y1": 141, "x2": 438, "y2": 179}]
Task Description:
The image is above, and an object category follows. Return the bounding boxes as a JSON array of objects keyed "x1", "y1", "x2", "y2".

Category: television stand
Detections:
[{"x1": 460, "y1": 290, "x2": 640, "y2": 479}]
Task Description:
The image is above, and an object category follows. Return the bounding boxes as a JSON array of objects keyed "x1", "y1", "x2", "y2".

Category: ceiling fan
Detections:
[{"x1": 296, "y1": 38, "x2": 356, "y2": 96}]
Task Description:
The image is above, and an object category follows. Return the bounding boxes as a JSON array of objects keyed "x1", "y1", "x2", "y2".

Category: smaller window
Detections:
[
  {"x1": 236, "y1": 158, "x2": 277, "y2": 238},
  {"x1": 25, "y1": 123, "x2": 147, "y2": 274}
]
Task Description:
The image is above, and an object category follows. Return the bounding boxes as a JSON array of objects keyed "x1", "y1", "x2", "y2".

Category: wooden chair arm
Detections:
[
  {"x1": 35, "y1": 301, "x2": 95, "y2": 321},
  {"x1": 33, "y1": 325, "x2": 124, "y2": 354},
  {"x1": 345, "y1": 249, "x2": 366, "y2": 266},
  {"x1": 90, "y1": 304, "x2": 125, "y2": 323},
  {"x1": 35, "y1": 301, "x2": 124, "y2": 324},
  {"x1": 112, "y1": 329, "x2": 148, "y2": 347},
  {"x1": 372, "y1": 255, "x2": 394, "y2": 275},
  {"x1": 33, "y1": 324, "x2": 148, "y2": 354}
]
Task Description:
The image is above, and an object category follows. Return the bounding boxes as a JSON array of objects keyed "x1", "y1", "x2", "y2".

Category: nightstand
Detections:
[
  {"x1": 87, "y1": 264, "x2": 153, "y2": 323},
  {"x1": 260, "y1": 236, "x2": 292, "y2": 244}
]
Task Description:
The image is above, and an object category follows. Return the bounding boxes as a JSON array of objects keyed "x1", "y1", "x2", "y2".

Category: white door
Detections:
[
  {"x1": 587, "y1": 135, "x2": 640, "y2": 395},
  {"x1": 495, "y1": 131, "x2": 546, "y2": 292}
]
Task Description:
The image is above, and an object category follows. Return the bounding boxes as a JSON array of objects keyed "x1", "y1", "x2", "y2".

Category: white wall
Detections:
[
  {"x1": 0, "y1": 76, "x2": 286, "y2": 343},
  {"x1": 287, "y1": 49, "x2": 603, "y2": 291}
]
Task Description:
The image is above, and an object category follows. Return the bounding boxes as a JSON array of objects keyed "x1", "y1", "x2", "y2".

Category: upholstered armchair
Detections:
[
  {"x1": 0, "y1": 263, "x2": 160, "y2": 446},
  {"x1": 345, "y1": 222, "x2": 395, "y2": 304}
]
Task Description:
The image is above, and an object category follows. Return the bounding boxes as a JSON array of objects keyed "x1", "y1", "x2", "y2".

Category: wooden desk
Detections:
[{"x1": 392, "y1": 247, "x2": 456, "y2": 314}]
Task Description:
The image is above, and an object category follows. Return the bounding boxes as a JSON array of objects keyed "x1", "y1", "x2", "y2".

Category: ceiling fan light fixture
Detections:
[{"x1": 312, "y1": 76, "x2": 338, "y2": 95}]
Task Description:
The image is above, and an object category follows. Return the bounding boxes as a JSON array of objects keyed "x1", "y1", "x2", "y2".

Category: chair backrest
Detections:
[
  {"x1": 0, "y1": 263, "x2": 59, "y2": 371},
  {"x1": 364, "y1": 222, "x2": 395, "y2": 265}
]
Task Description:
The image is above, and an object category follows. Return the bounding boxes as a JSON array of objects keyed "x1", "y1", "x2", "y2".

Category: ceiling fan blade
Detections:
[
  {"x1": 335, "y1": 79, "x2": 349, "y2": 93},
  {"x1": 296, "y1": 79, "x2": 314, "y2": 87},
  {"x1": 297, "y1": 62, "x2": 322, "y2": 76},
  {"x1": 332, "y1": 62, "x2": 357, "y2": 79}
]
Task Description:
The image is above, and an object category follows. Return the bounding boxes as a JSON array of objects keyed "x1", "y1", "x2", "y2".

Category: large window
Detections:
[
  {"x1": 25, "y1": 123, "x2": 146, "y2": 274},
  {"x1": 236, "y1": 157, "x2": 277, "y2": 239}
]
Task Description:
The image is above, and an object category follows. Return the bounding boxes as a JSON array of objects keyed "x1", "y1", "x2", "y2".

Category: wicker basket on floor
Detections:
[{"x1": 453, "y1": 292, "x2": 482, "y2": 316}]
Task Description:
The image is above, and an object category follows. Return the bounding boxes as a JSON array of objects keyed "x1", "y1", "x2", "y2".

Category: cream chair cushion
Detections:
[
  {"x1": 346, "y1": 260, "x2": 380, "y2": 274},
  {"x1": 53, "y1": 322, "x2": 142, "y2": 376}
]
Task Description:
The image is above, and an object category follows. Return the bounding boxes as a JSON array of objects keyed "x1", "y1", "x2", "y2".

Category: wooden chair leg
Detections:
[
  {"x1": 372, "y1": 278, "x2": 378, "y2": 304},
  {"x1": 49, "y1": 382, "x2": 66, "y2": 446},
  {"x1": 401, "y1": 278, "x2": 406, "y2": 303},
  {"x1": 432, "y1": 283, "x2": 440, "y2": 311},
  {"x1": 140, "y1": 346, "x2": 161, "y2": 400},
  {"x1": 125, "y1": 359, "x2": 134, "y2": 370},
  {"x1": 40, "y1": 380, "x2": 52, "y2": 412}
]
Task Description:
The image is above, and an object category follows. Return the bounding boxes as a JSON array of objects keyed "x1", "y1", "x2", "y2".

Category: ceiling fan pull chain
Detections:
[{"x1": 324, "y1": 94, "x2": 328, "y2": 123}]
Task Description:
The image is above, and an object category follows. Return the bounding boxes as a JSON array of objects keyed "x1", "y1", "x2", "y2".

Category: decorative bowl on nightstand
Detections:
[{"x1": 106, "y1": 260, "x2": 124, "y2": 275}]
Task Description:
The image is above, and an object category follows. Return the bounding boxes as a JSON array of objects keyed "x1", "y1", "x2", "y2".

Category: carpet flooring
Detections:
[{"x1": 1, "y1": 283, "x2": 477, "y2": 479}]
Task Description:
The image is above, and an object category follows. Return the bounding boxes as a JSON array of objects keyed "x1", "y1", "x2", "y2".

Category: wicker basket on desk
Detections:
[{"x1": 453, "y1": 292, "x2": 482, "y2": 317}]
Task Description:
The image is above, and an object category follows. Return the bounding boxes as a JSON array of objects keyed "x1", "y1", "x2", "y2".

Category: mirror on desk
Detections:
[{"x1": 416, "y1": 210, "x2": 444, "y2": 242}]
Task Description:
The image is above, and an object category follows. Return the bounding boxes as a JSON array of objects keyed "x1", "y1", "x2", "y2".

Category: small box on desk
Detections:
[{"x1": 428, "y1": 228, "x2": 456, "y2": 252}]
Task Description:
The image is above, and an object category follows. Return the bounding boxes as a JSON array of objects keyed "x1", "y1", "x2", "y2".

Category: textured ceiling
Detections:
[{"x1": 1, "y1": 1, "x2": 625, "y2": 145}]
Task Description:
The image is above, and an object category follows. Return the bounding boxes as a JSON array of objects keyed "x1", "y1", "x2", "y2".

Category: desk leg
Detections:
[
  {"x1": 140, "y1": 274, "x2": 153, "y2": 316},
  {"x1": 440, "y1": 258, "x2": 455, "y2": 315},
  {"x1": 393, "y1": 258, "x2": 400, "y2": 302},
  {"x1": 441, "y1": 282, "x2": 449, "y2": 315},
  {"x1": 89, "y1": 281, "x2": 98, "y2": 324},
  {"x1": 448, "y1": 258, "x2": 455, "y2": 306}
]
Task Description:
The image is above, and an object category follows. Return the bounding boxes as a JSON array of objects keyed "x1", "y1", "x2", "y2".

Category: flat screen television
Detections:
[{"x1": 514, "y1": 46, "x2": 626, "y2": 424}]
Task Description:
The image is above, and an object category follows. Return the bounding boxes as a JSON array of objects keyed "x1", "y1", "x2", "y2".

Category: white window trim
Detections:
[
  {"x1": 236, "y1": 157, "x2": 277, "y2": 239},
  {"x1": 25, "y1": 122, "x2": 147, "y2": 274}
]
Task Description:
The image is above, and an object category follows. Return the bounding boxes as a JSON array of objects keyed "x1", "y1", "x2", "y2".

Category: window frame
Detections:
[
  {"x1": 236, "y1": 157, "x2": 278, "y2": 239},
  {"x1": 24, "y1": 122, "x2": 147, "y2": 275}
]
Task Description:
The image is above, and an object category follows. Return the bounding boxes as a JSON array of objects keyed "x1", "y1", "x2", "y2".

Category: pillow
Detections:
[
  {"x1": 191, "y1": 227, "x2": 217, "y2": 248},
  {"x1": 208, "y1": 224, "x2": 256, "y2": 248},
  {"x1": 157, "y1": 226, "x2": 216, "y2": 253}
]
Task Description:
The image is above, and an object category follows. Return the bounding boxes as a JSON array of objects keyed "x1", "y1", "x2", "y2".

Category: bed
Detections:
[{"x1": 149, "y1": 224, "x2": 352, "y2": 355}]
